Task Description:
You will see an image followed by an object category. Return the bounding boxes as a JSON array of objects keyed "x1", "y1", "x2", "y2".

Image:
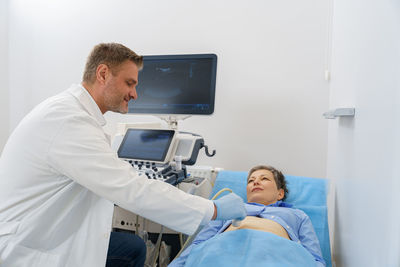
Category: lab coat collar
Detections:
[{"x1": 68, "y1": 84, "x2": 107, "y2": 126}]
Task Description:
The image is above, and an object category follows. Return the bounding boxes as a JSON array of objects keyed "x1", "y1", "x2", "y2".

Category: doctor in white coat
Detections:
[{"x1": 0, "y1": 43, "x2": 245, "y2": 267}]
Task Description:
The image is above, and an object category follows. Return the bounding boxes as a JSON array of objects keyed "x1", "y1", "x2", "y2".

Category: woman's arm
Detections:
[{"x1": 298, "y1": 213, "x2": 326, "y2": 267}]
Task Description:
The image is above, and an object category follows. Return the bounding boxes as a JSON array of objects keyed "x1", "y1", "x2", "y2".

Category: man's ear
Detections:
[
  {"x1": 277, "y1": 188, "x2": 285, "y2": 201},
  {"x1": 96, "y1": 64, "x2": 109, "y2": 85}
]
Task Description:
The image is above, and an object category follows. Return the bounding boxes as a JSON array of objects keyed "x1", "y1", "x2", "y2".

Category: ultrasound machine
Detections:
[
  {"x1": 113, "y1": 53, "x2": 217, "y2": 185},
  {"x1": 112, "y1": 54, "x2": 219, "y2": 242}
]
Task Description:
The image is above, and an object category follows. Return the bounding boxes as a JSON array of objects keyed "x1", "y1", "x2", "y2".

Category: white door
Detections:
[{"x1": 326, "y1": 0, "x2": 400, "y2": 266}]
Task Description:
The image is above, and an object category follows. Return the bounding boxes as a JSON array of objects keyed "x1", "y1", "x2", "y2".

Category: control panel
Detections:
[{"x1": 123, "y1": 160, "x2": 187, "y2": 186}]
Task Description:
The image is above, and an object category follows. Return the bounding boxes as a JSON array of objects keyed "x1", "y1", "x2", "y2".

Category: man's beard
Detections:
[{"x1": 104, "y1": 93, "x2": 128, "y2": 114}]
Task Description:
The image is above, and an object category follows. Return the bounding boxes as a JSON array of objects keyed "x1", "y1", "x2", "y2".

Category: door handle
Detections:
[{"x1": 323, "y1": 108, "x2": 355, "y2": 119}]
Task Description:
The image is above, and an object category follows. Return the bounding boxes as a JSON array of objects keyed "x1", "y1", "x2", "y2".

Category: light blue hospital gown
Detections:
[{"x1": 169, "y1": 201, "x2": 326, "y2": 267}]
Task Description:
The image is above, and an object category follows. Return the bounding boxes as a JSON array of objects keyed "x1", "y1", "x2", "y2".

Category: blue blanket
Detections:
[{"x1": 184, "y1": 229, "x2": 316, "y2": 267}]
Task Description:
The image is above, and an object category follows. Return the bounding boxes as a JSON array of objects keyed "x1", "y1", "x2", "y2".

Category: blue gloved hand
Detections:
[{"x1": 213, "y1": 193, "x2": 246, "y2": 221}]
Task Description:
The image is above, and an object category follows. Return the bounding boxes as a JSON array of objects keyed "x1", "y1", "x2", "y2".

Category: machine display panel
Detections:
[
  {"x1": 117, "y1": 129, "x2": 176, "y2": 163},
  {"x1": 128, "y1": 54, "x2": 217, "y2": 115}
]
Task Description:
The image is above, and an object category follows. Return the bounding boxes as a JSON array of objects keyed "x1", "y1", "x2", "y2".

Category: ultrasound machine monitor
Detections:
[
  {"x1": 128, "y1": 54, "x2": 217, "y2": 115},
  {"x1": 117, "y1": 129, "x2": 177, "y2": 164}
]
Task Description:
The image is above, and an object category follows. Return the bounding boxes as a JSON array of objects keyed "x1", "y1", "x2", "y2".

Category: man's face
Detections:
[
  {"x1": 102, "y1": 60, "x2": 139, "y2": 114},
  {"x1": 246, "y1": 169, "x2": 284, "y2": 206}
]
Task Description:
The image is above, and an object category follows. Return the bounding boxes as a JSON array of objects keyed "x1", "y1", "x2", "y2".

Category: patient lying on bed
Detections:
[{"x1": 169, "y1": 165, "x2": 326, "y2": 267}]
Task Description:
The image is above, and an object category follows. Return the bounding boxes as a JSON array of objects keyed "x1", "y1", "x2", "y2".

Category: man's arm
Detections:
[
  {"x1": 169, "y1": 220, "x2": 225, "y2": 267},
  {"x1": 47, "y1": 115, "x2": 214, "y2": 235}
]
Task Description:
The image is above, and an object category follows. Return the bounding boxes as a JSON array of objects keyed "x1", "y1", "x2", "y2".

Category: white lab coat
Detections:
[{"x1": 0, "y1": 84, "x2": 214, "y2": 267}]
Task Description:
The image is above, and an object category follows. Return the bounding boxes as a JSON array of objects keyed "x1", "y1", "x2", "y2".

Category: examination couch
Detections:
[{"x1": 203, "y1": 170, "x2": 332, "y2": 267}]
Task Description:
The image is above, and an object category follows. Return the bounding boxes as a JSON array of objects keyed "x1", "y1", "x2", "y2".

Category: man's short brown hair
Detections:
[{"x1": 82, "y1": 43, "x2": 143, "y2": 84}]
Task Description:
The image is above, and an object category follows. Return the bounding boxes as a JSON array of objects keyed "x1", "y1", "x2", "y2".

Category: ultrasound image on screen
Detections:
[
  {"x1": 117, "y1": 129, "x2": 175, "y2": 162},
  {"x1": 128, "y1": 54, "x2": 217, "y2": 115}
]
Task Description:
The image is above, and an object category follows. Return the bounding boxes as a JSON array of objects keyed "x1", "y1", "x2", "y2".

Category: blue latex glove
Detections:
[{"x1": 213, "y1": 193, "x2": 246, "y2": 221}]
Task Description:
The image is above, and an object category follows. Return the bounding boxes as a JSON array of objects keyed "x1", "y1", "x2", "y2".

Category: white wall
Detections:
[
  {"x1": 8, "y1": 0, "x2": 330, "y2": 178},
  {"x1": 327, "y1": 0, "x2": 400, "y2": 266},
  {"x1": 0, "y1": 0, "x2": 9, "y2": 153}
]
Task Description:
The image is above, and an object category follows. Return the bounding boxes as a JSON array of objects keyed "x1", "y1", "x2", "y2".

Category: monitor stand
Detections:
[{"x1": 157, "y1": 115, "x2": 192, "y2": 130}]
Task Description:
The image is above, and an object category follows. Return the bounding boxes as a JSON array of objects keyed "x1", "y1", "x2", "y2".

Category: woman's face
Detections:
[{"x1": 246, "y1": 169, "x2": 284, "y2": 206}]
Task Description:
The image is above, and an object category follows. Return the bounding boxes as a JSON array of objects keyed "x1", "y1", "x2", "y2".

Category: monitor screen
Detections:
[
  {"x1": 117, "y1": 129, "x2": 175, "y2": 162},
  {"x1": 128, "y1": 54, "x2": 217, "y2": 115}
]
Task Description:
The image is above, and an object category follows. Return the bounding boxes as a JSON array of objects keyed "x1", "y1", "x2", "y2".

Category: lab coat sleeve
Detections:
[
  {"x1": 297, "y1": 212, "x2": 326, "y2": 267},
  {"x1": 169, "y1": 220, "x2": 225, "y2": 267},
  {"x1": 46, "y1": 114, "x2": 214, "y2": 235}
]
